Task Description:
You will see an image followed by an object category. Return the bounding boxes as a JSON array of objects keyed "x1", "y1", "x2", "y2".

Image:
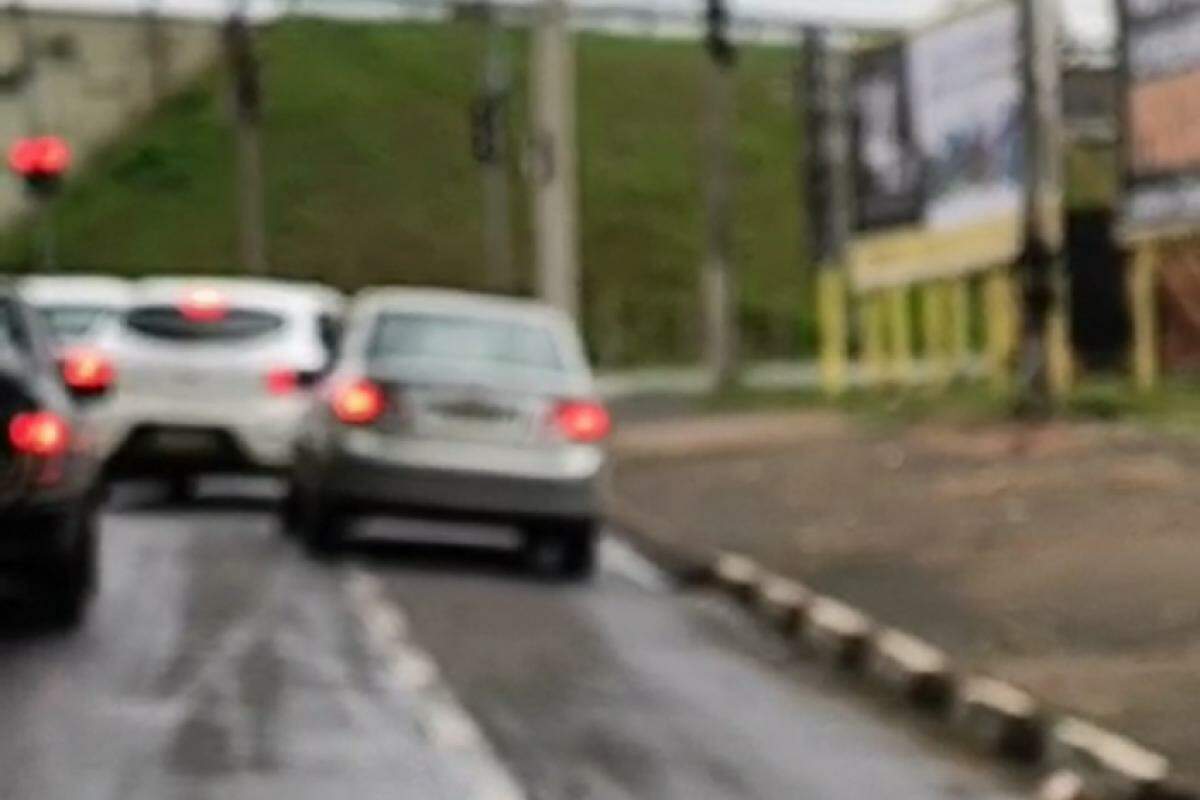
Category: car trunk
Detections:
[
  {"x1": 115, "y1": 303, "x2": 302, "y2": 413},
  {"x1": 368, "y1": 358, "x2": 586, "y2": 447}
]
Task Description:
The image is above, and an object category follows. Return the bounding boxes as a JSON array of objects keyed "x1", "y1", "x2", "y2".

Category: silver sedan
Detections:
[{"x1": 288, "y1": 288, "x2": 609, "y2": 579}]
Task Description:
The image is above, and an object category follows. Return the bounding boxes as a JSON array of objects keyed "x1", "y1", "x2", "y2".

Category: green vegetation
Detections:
[
  {"x1": 0, "y1": 20, "x2": 807, "y2": 368},
  {"x1": 0, "y1": 19, "x2": 1123, "y2": 369},
  {"x1": 698, "y1": 375, "x2": 1200, "y2": 437}
]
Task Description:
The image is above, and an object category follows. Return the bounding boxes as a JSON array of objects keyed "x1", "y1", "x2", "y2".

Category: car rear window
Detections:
[
  {"x1": 124, "y1": 305, "x2": 285, "y2": 342},
  {"x1": 0, "y1": 299, "x2": 23, "y2": 354},
  {"x1": 38, "y1": 305, "x2": 112, "y2": 340},
  {"x1": 367, "y1": 312, "x2": 563, "y2": 372}
]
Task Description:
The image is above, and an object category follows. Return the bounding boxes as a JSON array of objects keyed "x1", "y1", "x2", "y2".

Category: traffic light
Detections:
[
  {"x1": 7, "y1": 136, "x2": 72, "y2": 196},
  {"x1": 705, "y1": 0, "x2": 736, "y2": 67}
]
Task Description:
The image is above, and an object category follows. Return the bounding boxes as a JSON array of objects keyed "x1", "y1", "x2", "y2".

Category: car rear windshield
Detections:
[
  {"x1": 38, "y1": 305, "x2": 112, "y2": 340},
  {"x1": 0, "y1": 299, "x2": 28, "y2": 355},
  {"x1": 124, "y1": 305, "x2": 286, "y2": 343},
  {"x1": 367, "y1": 312, "x2": 564, "y2": 372}
]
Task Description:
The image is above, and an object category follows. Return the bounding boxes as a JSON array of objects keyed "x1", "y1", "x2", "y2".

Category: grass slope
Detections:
[{"x1": 0, "y1": 20, "x2": 807, "y2": 367}]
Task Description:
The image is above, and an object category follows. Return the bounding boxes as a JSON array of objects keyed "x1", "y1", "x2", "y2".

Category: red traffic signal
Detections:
[{"x1": 8, "y1": 136, "x2": 72, "y2": 181}]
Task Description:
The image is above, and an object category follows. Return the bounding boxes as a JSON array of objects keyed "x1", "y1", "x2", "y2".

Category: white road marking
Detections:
[
  {"x1": 345, "y1": 569, "x2": 529, "y2": 800},
  {"x1": 600, "y1": 536, "x2": 671, "y2": 592}
]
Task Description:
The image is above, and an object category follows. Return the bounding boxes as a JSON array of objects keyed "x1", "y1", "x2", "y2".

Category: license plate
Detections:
[{"x1": 152, "y1": 430, "x2": 218, "y2": 453}]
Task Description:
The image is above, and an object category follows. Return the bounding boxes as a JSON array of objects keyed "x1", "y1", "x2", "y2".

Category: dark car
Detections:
[
  {"x1": 0, "y1": 284, "x2": 106, "y2": 627},
  {"x1": 286, "y1": 289, "x2": 609, "y2": 579}
]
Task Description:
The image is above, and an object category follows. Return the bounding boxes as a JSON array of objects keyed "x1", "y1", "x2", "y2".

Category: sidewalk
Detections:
[{"x1": 609, "y1": 410, "x2": 1200, "y2": 784}]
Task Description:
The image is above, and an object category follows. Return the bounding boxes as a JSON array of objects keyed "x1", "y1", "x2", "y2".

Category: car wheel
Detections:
[
  {"x1": 166, "y1": 476, "x2": 195, "y2": 505},
  {"x1": 560, "y1": 522, "x2": 597, "y2": 581},
  {"x1": 524, "y1": 521, "x2": 597, "y2": 581},
  {"x1": 300, "y1": 492, "x2": 344, "y2": 559},
  {"x1": 280, "y1": 483, "x2": 302, "y2": 537},
  {"x1": 45, "y1": 513, "x2": 97, "y2": 629}
]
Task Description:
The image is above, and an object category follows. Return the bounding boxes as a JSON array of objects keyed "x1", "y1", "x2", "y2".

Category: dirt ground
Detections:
[{"x1": 610, "y1": 412, "x2": 1200, "y2": 782}]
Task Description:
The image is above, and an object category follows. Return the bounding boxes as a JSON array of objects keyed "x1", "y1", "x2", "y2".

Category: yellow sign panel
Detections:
[{"x1": 849, "y1": 215, "x2": 1022, "y2": 290}]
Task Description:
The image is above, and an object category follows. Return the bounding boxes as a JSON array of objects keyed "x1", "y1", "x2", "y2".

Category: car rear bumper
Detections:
[
  {"x1": 95, "y1": 397, "x2": 308, "y2": 474},
  {"x1": 0, "y1": 503, "x2": 88, "y2": 565},
  {"x1": 104, "y1": 424, "x2": 288, "y2": 478},
  {"x1": 313, "y1": 451, "x2": 602, "y2": 523}
]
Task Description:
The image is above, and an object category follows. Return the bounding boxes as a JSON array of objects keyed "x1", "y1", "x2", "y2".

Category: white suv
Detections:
[
  {"x1": 96, "y1": 278, "x2": 342, "y2": 496},
  {"x1": 18, "y1": 274, "x2": 132, "y2": 347}
]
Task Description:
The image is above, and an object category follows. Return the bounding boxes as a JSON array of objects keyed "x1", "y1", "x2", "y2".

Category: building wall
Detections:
[{"x1": 0, "y1": 12, "x2": 221, "y2": 232}]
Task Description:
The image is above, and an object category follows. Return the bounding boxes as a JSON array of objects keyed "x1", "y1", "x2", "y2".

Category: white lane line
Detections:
[
  {"x1": 345, "y1": 569, "x2": 528, "y2": 800},
  {"x1": 600, "y1": 535, "x2": 672, "y2": 592}
]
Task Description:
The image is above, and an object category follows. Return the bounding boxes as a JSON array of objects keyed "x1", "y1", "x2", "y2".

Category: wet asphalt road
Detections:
[{"x1": 0, "y1": 481, "x2": 1025, "y2": 800}]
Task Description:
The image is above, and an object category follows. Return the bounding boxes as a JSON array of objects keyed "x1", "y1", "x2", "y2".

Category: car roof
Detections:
[
  {"x1": 352, "y1": 287, "x2": 574, "y2": 331},
  {"x1": 131, "y1": 276, "x2": 344, "y2": 313},
  {"x1": 18, "y1": 274, "x2": 134, "y2": 307}
]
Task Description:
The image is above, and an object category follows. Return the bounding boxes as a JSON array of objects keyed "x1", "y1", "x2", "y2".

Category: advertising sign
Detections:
[
  {"x1": 849, "y1": 1, "x2": 1028, "y2": 290},
  {"x1": 852, "y1": 43, "x2": 923, "y2": 231},
  {"x1": 1121, "y1": 0, "x2": 1200, "y2": 236}
]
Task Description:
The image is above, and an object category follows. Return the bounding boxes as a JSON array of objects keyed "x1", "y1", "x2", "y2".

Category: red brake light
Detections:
[
  {"x1": 8, "y1": 412, "x2": 71, "y2": 457},
  {"x1": 179, "y1": 287, "x2": 228, "y2": 322},
  {"x1": 553, "y1": 400, "x2": 611, "y2": 443},
  {"x1": 7, "y1": 136, "x2": 72, "y2": 179},
  {"x1": 331, "y1": 379, "x2": 386, "y2": 425},
  {"x1": 61, "y1": 347, "x2": 115, "y2": 392},
  {"x1": 266, "y1": 368, "x2": 299, "y2": 396}
]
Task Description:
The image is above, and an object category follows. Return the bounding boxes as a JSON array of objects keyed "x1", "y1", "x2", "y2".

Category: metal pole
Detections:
[
  {"x1": 1015, "y1": 0, "x2": 1065, "y2": 408},
  {"x1": 800, "y1": 27, "x2": 851, "y2": 394},
  {"x1": 480, "y1": 7, "x2": 514, "y2": 292},
  {"x1": 12, "y1": 3, "x2": 44, "y2": 135},
  {"x1": 143, "y1": 1, "x2": 170, "y2": 105},
  {"x1": 702, "y1": 0, "x2": 738, "y2": 389},
  {"x1": 530, "y1": 0, "x2": 580, "y2": 320},
  {"x1": 224, "y1": 11, "x2": 269, "y2": 276},
  {"x1": 11, "y1": 3, "x2": 55, "y2": 272}
]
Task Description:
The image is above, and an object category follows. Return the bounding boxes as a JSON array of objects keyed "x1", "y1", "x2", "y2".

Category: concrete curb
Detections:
[
  {"x1": 753, "y1": 575, "x2": 812, "y2": 634},
  {"x1": 1050, "y1": 718, "x2": 1178, "y2": 800},
  {"x1": 803, "y1": 595, "x2": 874, "y2": 670},
  {"x1": 605, "y1": 482, "x2": 1199, "y2": 800},
  {"x1": 866, "y1": 629, "x2": 954, "y2": 711},
  {"x1": 956, "y1": 676, "x2": 1045, "y2": 762},
  {"x1": 707, "y1": 551, "x2": 1193, "y2": 799}
]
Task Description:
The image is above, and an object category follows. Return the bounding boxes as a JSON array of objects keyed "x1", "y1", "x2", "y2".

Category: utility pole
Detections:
[
  {"x1": 223, "y1": 11, "x2": 268, "y2": 276},
  {"x1": 1016, "y1": 0, "x2": 1066, "y2": 409},
  {"x1": 702, "y1": 0, "x2": 738, "y2": 389},
  {"x1": 530, "y1": 0, "x2": 580, "y2": 320},
  {"x1": 142, "y1": 1, "x2": 170, "y2": 105},
  {"x1": 473, "y1": 5, "x2": 514, "y2": 292},
  {"x1": 10, "y1": 3, "x2": 55, "y2": 272},
  {"x1": 11, "y1": 3, "x2": 43, "y2": 135},
  {"x1": 799, "y1": 27, "x2": 852, "y2": 395}
]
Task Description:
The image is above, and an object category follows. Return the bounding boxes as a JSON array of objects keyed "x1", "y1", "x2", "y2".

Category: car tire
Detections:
[
  {"x1": 45, "y1": 513, "x2": 97, "y2": 630},
  {"x1": 166, "y1": 476, "x2": 195, "y2": 505},
  {"x1": 524, "y1": 520, "x2": 597, "y2": 581},
  {"x1": 560, "y1": 522, "x2": 597, "y2": 581},
  {"x1": 300, "y1": 491, "x2": 344, "y2": 559},
  {"x1": 280, "y1": 483, "x2": 302, "y2": 537}
]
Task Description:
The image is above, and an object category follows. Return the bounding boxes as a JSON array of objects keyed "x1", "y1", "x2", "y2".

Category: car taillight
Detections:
[
  {"x1": 61, "y1": 348, "x2": 115, "y2": 392},
  {"x1": 331, "y1": 379, "x2": 386, "y2": 425},
  {"x1": 179, "y1": 287, "x2": 228, "y2": 322},
  {"x1": 553, "y1": 400, "x2": 611, "y2": 443},
  {"x1": 8, "y1": 412, "x2": 71, "y2": 457},
  {"x1": 266, "y1": 368, "x2": 299, "y2": 396}
]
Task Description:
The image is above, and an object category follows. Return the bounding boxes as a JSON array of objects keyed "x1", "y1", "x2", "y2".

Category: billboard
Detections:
[
  {"x1": 852, "y1": 42, "x2": 923, "y2": 231},
  {"x1": 1121, "y1": 0, "x2": 1200, "y2": 236},
  {"x1": 849, "y1": 2, "x2": 1028, "y2": 290}
]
